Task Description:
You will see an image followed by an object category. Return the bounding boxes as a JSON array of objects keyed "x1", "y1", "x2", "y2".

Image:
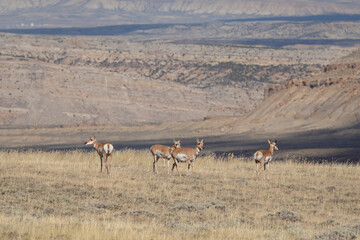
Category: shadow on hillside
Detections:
[{"x1": 14, "y1": 125, "x2": 360, "y2": 163}]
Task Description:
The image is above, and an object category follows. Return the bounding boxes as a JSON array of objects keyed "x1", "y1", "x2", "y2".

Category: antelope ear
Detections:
[
  {"x1": 201, "y1": 139, "x2": 204, "y2": 143},
  {"x1": 196, "y1": 138, "x2": 200, "y2": 143},
  {"x1": 268, "y1": 139, "x2": 271, "y2": 144}
]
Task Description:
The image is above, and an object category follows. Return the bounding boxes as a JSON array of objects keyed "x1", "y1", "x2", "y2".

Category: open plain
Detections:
[{"x1": 0, "y1": 150, "x2": 360, "y2": 240}]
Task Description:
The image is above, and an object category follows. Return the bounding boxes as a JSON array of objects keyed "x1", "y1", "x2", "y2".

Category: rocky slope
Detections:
[
  {"x1": 231, "y1": 50, "x2": 360, "y2": 133},
  {"x1": 2, "y1": 33, "x2": 352, "y2": 128},
  {"x1": 0, "y1": 32, "x2": 358, "y2": 132},
  {"x1": 0, "y1": 34, "x2": 359, "y2": 152}
]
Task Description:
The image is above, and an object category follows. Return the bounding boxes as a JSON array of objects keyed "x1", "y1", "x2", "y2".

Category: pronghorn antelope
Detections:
[
  {"x1": 254, "y1": 139, "x2": 278, "y2": 174},
  {"x1": 150, "y1": 139, "x2": 181, "y2": 174},
  {"x1": 171, "y1": 138, "x2": 204, "y2": 176},
  {"x1": 84, "y1": 136, "x2": 114, "y2": 174}
]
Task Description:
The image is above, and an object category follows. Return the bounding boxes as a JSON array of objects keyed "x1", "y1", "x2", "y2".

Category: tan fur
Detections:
[
  {"x1": 254, "y1": 139, "x2": 278, "y2": 174},
  {"x1": 150, "y1": 139, "x2": 181, "y2": 174},
  {"x1": 84, "y1": 136, "x2": 114, "y2": 174},
  {"x1": 171, "y1": 138, "x2": 204, "y2": 176}
]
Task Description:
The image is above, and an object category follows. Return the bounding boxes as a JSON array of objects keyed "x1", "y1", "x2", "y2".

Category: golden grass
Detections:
[{"x1": 0, "y1": 149, "x2": 359, "y2": 240}]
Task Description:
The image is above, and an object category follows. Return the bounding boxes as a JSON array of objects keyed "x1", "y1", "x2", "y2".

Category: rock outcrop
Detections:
[
  {"x1": 265, "y1": 63, "x2": 359, "y2": 99},
  {"x1": 238, "y1": 51, "x2": 360, "y2": 133}
]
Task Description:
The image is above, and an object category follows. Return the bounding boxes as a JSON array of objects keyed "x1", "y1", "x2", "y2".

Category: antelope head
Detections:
[
  {"x1": 84, "y1": 136, "x2": 96, "y2": 145},
  {"x1": 268, "y1": 139, "x2": 278, "y2": 151},
  {"x1": 196, "y1": 138, "x2": 205, "y2": 150},
  {"x1": 173, "y1": 139, "x2": 181, "y2": 148},
  {"x1": 170, "y1": 139, "x2": 181, "y2": 153}
]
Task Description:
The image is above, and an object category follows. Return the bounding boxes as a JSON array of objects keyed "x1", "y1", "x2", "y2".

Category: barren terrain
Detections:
[
  {"x1": 0, "y1": 36, "x2": 359, "y2": 163},
  {"x1": 1, "y1": 34, "x2": 359, "y2": 161},
  {"x1": 2, "y1": 33, "x2": 349, "y2": 127}
]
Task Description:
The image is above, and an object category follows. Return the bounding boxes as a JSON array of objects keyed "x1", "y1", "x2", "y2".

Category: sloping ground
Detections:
[
  {"x1": 0, "y1": 51, "x2": 359, "y2": 161},
  {"x1": 232, "y1": 50, "x2": 360, "y2": 134},
  {"x1": 0, "y1": 35, "x2": 359, "y2": 158},
  {"x1": 2, "y1": 33, "x2": 346, "y2": 128}
]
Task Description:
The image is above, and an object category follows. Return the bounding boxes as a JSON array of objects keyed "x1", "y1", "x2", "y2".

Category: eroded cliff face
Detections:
[
  {"x1": 241, "y1": 52, "x2": 360, "y2": 133},
  {"x1": 264, "y1": 62, "x2": 359, "y2": 99},
  {"x1": 2, "y1": 33, "x2": 346, "y2": 128}
]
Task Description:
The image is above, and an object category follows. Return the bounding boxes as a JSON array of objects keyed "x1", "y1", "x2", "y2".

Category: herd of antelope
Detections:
[{"x1": 84, "y1": 136, "x2": 278, "y2": 176}]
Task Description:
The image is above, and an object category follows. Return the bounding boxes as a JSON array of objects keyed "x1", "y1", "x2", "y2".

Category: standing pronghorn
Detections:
[
  {"x1": 150, "y1": 139, "x2": 181, "y2": 174},
  {"x1": 171, "y1": 138, "x2": 204, "y2": 176},
  {"x1": 84, "y1": 136, "x2": 114, "y2": 174},
  {"x1": 254, "y1": 139, "x2": 278, "y2": 174}
]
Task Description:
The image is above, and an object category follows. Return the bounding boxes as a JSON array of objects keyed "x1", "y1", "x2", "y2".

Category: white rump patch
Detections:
[
  {"x1": 155, "y1": 150, "x2": 164, "y2": 158},
  {"x1": 103, "y1": 144, "x2": 113, "y2": 154},
  {"x1": 176, "y1": 153, "x2": 187, "y2": 162},
  {"x1": 254, "y1": 151, "x2": 263, "y2": 161}
]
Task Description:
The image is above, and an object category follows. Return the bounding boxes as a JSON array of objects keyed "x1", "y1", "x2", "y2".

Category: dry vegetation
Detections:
[{"x1": 0, "y1": 149, "x2": 359, "y2": 240}]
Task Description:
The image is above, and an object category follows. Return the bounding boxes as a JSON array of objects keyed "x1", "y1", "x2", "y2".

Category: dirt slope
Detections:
[
  {"x1": 0, "y1": 35, "x2": 359, "y2": 152},
  {"x1": 232, "y1": 50, "x2": 360, "y2": 134},
  {"x1": 2, "y1": 33, "x2": 348, "y2": 128}
]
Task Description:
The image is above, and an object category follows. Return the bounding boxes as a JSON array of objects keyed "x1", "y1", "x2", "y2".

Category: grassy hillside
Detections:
[{"x1": 0, "y1": 150, "x2": 359, "y2": 239}]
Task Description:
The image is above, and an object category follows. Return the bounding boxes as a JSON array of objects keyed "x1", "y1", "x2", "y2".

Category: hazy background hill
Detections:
[{"x1": 1, "y1": 0, "x2": 360, "y2": 27}]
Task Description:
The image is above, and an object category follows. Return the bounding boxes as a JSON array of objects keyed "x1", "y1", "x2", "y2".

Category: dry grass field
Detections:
[{"x1": 0, "y1": 149, "x2": 359, "y2": 240}]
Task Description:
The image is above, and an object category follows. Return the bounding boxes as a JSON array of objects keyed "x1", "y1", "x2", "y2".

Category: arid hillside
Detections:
[
  {"x1": 0, "y1": 35, "x2": 359, "y2": 158},
  {"x1": 234, "y1": 49, "x2": 360, "y2": 133},
  {"x1": 2, "y1": 33, "x2": 352, "y2": 128},
  {"x1": 0, "y1": 37, "x2": 359, "y2": 162}
]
